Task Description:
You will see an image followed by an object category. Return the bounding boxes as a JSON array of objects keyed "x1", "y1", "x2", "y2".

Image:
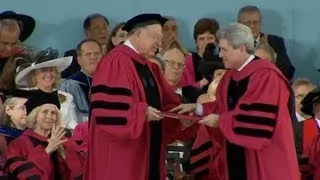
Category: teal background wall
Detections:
[{"x1": 2, "y1": 0, "x2": 320, "y2": 82}]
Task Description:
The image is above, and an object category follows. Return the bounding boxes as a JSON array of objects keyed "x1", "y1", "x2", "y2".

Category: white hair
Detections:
[
  {"x1": 0, "y1": 19, "x2": 20, "y2": 33},
  {"x1": 216, "y1": 23, "x2": 255, "y2": 54}
]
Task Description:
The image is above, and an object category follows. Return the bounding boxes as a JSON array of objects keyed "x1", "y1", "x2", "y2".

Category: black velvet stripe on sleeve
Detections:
[
  {"x1": 235, "y1": 114, "x2": 276, "y2": 127},
  {"x1": 95, "y1": 117, "x2": 128, "y2": 125},
  {"x1": 239, "y1": 103, "x2": 278, "y2": 113},
  {"x1": 233, "y1": 127, "x2": 273, "y2": 139},
  {"x1": 91, "y1": 85, "x2": 132, "y2": 97},
  {"x1": 91, "y1": 101, "x2": 130, "y2": 111}
]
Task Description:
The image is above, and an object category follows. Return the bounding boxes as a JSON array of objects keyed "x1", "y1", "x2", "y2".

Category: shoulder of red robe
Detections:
[
  {"x1": 112, "y1": 44, "x2": 147, "y2": 65},
  {"x1": 231, "y1": 59, "x2": 288, "y2": 83}
]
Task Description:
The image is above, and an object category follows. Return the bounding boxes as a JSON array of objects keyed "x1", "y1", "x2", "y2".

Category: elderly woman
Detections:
[
  {"x1": 6, "y1": 89, "x2": 84, "y2": 179},
  {"x1": 0, "y1": 93, "x2": 29, "y2": 177},
  {"x1": 15, "y1": 48, "x2": 78, "y2": 130},
  {"x1": 106, "y1": 22, "x2": 127, "y2": 53},
  {"x1": 180, "y1": 18, "x2": 220, "y2": 90}
]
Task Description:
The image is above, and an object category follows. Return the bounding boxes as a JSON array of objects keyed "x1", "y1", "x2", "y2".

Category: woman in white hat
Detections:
[{"x1": 15, "y1": 48, "x2": 78, "y2": 130}]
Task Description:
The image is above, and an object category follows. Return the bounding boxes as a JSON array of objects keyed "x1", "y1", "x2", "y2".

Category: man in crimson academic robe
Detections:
[
  {"x1": 171, "y1": 23, "x2": 300, "y2": 180},
  {"x1": 84, "y1": 14, "x2": 198, "y2": 180}
]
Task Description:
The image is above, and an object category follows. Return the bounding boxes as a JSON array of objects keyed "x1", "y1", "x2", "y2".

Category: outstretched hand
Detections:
[{"x1": 169, "y1": 103, "x2": 197, "y2": 114}]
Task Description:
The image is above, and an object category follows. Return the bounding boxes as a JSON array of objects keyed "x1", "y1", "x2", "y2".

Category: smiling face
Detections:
[
  {"x1": 32, "y1": 67, "x2": 58, "y2": 90},
  {"x1": 34, "y1": 104, "x2": 58, "y2": 131}
]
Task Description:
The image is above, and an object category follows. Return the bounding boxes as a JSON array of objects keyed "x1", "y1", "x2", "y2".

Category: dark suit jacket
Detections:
[
  {"x1": 61, "y1": 49, "x2": 81, "y2": 78},
  {"x1": 261, "y1": 33, "x2": 295, "y2": 81}
]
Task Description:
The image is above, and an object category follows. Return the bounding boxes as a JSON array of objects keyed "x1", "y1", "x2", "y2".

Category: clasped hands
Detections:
[{"x1": 169, "y1": 103, "x2": 219, "y2": 128}]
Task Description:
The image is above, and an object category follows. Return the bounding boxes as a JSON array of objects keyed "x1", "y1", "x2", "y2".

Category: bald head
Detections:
[{"x1": 163, "y1": 48, "x2": 185, "y2": 86}]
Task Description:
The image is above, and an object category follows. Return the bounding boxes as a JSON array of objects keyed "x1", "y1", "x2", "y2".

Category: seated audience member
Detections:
[
  {"x1": 6, "y1": 89, "x2": 84, "y2": 179},
  {"x1": 0, "y1": 92, "x2": 31, "y2": 178},
  {"x1": 60, "y1": 39, "x2": 102, "y2": 122},
  {"x1": 179, "y1": 18, "x2": 220, "y2": 90},
  {"x1": 0, "y1": 11, "x2": 36, "y2": 58},
  {"x1": 238, "y1": 5, "x2": 295, "y2": 80},
  {"x1": 254, "y1": 43, "x2": 276, "y2": 63},
  {"x1": 293, "y1": 78, "x2": 316, "y2": 122},
  {"x1": 62, "y1": 13, "x2": 109, "y2": 78},
  {"x1": 298, "y1": 88, "x2": 320, "y2": 179},
  {"x1": 163, "y1": 48, "x2": 200, "y2": 103},
  {"x1": 160, "y1": 16, "x2": 188, "y2": 57},
  {"x1": 106, "y1": 22, "x2": 127, "y2": 53},
  {"x1": 15, "y1": 48, "x2": 78, "y2": 130},
  {"x1": 0, "y1": 12, "x2": 35, "y2": 96}
]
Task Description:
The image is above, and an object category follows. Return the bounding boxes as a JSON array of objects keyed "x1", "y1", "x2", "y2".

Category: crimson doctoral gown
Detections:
[
  {"x1": 201, "y1": 59, "x2": 300, "y2": 180},
  {"x1": 6, "y1": 129, "x2": 84, "y2": 180},
  {"x1": 84, "y1": 45, "x2": 198, "y2": 180}
]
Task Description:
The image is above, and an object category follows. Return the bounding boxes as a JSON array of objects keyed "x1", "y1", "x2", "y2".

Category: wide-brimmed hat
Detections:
[
  {"x1": 15, "y1": 47, "x2": 72, "y2": 87},
  {"x1": 0, "y1": 11, "x2": 36, "y2": 42}
]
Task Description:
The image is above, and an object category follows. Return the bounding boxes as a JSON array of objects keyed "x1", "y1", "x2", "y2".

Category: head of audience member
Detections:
[
  {"x1": 76, "y1": 39, "x2": 102, "y2": 76},
  {"x1": 15, "y1": 48, "x2": 72, "y2": 92},
  {"x1": 106, "y1": 22, "x2": 127, "y2": 53},
  {"x1": 254, "y1": 43, "x2": 276, "y2": 63},
  {"x1": 216, "y1": 23, "x2": 255, "y2": 69},
  {"x1": 122, "y1": 13, "x2": 167, "y2": 58},
  {"x1": 25, "y1": 90, "x2": 61, "y2": 136},
  {"x1": 84, "y1": 14, "x2": 110, "y2": 48},
  {"x1": 292, "y1": 78, "x2": 317, "y2": 118},
  {"x1": 0, "y1": 97, "x2": 28, "y2": 130},
  {"x1": 0, "y1": 19, "x2": 20, "y2": 58},
  {"x1": 238, "y1": 5, "x2": 262, "y2": 39},
  {"x1": 193, "y1": 18, "x2": 220, "y2": 57},
  {"x1": 163, "y1": 48, "x2": 185, "y2": 86}
]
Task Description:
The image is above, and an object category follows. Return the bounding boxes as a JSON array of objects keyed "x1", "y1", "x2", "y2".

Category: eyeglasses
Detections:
[
  {"x1": 90, "y1": 26, "x2": 110, "y2": 33},
  {"x1": 242, "y1": 20, "x2": 261, "y2": 27},
  {"x1": 164, "y1": 60, "x2": 185, "y2": 69}
]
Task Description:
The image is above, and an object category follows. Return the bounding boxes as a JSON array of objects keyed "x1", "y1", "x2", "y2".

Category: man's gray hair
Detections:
[
  {"x1": 237, "y1": 5, "x2": 262, "y2": 22},
  {"x1": 216, "y1": 23, "x2": 255, "y2": 54},
  {"x1": 0, "y1": 19, "x2": 20, "y2": 33}
]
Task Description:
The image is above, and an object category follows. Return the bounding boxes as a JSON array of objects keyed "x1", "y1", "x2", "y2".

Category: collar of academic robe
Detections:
[
  {"x1": 69, "y1": 71, "x2": 92, "y2": 86},
  {"x1": 0, "y1": 127, "x2": 24, "y2": 138},
  {"x1": 229, "y1": 57, "x2": 285, "y2": 81},
  {"x1": 114, "y1": 44, "x2": 148, "y2": 65}
]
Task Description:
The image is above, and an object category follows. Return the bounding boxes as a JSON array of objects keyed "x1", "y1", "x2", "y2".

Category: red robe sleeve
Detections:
[
  {"x1": 0, "y1": 136, "x2": 7, "y2": 177},
  {"x1": 90, "y1": 54, "x2": 148, "y2": 139},
  {"x1": 217, "y1": 69, "x2": 289, "y2": 150},
  {"x1": 62, "y1": 139, "x2": 85, "y2": 179},
  {"x1": 149, "y1": 62, "x2": 199, "y2": 144},
  {"x1": 6, "y1": 138, "x2": 52, "y2": 179},
  {"x1": 71, "y1": 121, "x2": 88, "y2": 154}
]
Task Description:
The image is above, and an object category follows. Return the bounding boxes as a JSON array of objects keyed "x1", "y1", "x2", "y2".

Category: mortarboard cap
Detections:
[
  {"x1": 122, "y1": 13, "x2": 168, "y2": 32},
  {"x1": 24, "y1": 89, "x2": 61, "y2": 115},
  {"x1": 300, "y1": 87, "x2": 320, "y2": 116}
]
